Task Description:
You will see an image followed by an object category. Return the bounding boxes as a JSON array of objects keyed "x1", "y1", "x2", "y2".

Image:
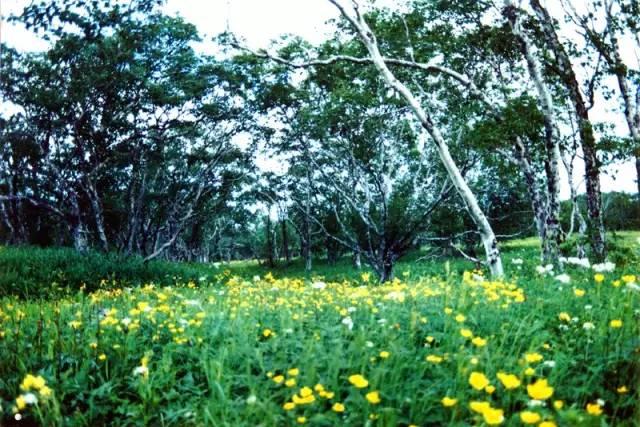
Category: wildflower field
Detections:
[{"x1": 0, "y1": 236, "x2": 639, "y2": 426}]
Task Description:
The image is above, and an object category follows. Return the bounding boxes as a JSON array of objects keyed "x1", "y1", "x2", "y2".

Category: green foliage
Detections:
[
  {"x1": 0, "y1": 246, "x2": 210, "y2": 299},
  {"x1": 0, "y1": 235, "x2": 638, "y2": 425}
]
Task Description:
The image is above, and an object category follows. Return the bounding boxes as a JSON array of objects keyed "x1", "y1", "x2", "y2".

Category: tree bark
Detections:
[
  {"x1": 281, "y1": 217, "x2": 290, "y2": 263},
  {"x1": 505, "y1": 2, "x2": 562, "y2": 267},
  {"x1": 529, "y1": 0, "x2": 606, "y2": 261}
]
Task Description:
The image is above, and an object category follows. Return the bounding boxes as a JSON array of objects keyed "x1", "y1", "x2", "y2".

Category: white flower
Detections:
[
  {"x1": 347, "y1": 306, "x2": 357, "y2": 313},
  {"x1": 626, "y1": 282, "x2": 640, "y2": 292},
  {"x1": 535, "y1": 264, "x2": 553, "y2": 275},
  {"x1": 565, "y1": 257, "x2": 590, "y2": 268},
  {"x1": 284, "y1": 328, "x2": 293, "y2": 334},
  {"x1": 597, "y1": 399, "x2": 605, "y2": 406},
  {"x1": 543, "y1": 360, "x2": 556, "y2": 368},
  {"x1": 213, "y1": 262, "x2": 221, "y2": 269},
  {"x1": 377, "y1": 318, "x2": 387, "y2": 324},
  {"x1": 511, "y1": 258, "x2": 524, "y2": 265},
  {"x1": 22, "y1": 393, "x2": 38, "y2": 405},
  {"x1": 592, "y1": 262, "x2": 615, "y2": 272},
  {"x1": 365, "y1": 341, "x2": 374, "y2": 348},
  {"x1": 554, "y1": 274, "x2": 571, "y2": 284},
  {"x1": 198, "y1": 276, "x2": 207, "y2": 282},
  {"x1": 121, "y1": 317, "x2": 132, "y2": 327},
  {"x1": 472, "y1": 273, "x2": 485, "y2": 282},
  {"x1": 584, "y1": 305, "x2": 592, "y2": 310},
  {"x1": 311, "y1": 281, "x2": 327, "y2": 290},
  {"x1": 583, "y1": 322, "x2": 595, "y2": 330},
  {"x1": 185, "y1": 299, "x2": 200, "y2": 306},
  {"x1": 133, "y1": 366, "x2": 149, "y2": 376},
  {"x1": 559, "y1": 325, "x2": 569, "y2": 331},
  {"x1": 246, "y1": 395, "x2": 257, "y2": 405},
  {"x1": 341, "y1": 316, "x2": 354, "y2": 330},
  {"x1": 527, "y1": 399, "x2": 545, "y2": 407},
  {"x1": 14, "y1": 414, "x2": 22, "y2": 421},
  {"x1": 252, "y1": 275, "x2": 261, "y2": 282}
]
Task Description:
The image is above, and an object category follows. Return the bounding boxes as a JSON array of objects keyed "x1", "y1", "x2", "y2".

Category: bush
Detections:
[{"x1": 0, "y1": 246, "x2": 213, "y2": 299}]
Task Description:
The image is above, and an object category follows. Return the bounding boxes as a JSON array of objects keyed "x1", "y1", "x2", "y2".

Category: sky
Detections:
[{"x1": 1, "y1": 0, "x2": 637, "y2": 199}]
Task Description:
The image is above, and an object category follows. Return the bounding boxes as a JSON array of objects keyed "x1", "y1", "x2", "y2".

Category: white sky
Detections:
[{"x1": 1, "y1": 0, "x2": 637, "y2": 198}]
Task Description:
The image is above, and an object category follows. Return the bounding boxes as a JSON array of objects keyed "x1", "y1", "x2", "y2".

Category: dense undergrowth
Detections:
[{"x1": 0, "y1": 233, "x2": 638, "y2": 426}]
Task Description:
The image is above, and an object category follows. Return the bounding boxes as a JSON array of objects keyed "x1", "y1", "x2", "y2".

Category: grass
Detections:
[{"x1": 0, "y1": 233, "x2": 639, "y2": 426}]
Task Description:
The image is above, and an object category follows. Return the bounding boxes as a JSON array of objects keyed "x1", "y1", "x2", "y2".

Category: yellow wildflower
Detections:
[
  {"x1": 348, "y1": 374, "x2": 369, "y2": 388},
  {"x1": 365, "y1": 390, "x2": 381, "y2": 404},
  {"x1": 482, "y1": 406, "x2": 504, "y2": 425},
  {"x1": 524, "y1": 353, "x2": 543, "y2": 363},
  {"x1": 610, "y1": 319, "x2": 622, "y2": 328},
  {"x1": 332, "y1": 402, "x2": 345, "y2": 412},
  {"x1": 441, "y1": 396, "x2": 457, "y2": 407},
  {"x1": 469, "y1": 372, "x2": 490, "y2": 390},
  {"x1": 520, "y1": 411, "x2": 541, "y2": 424},
  {"x1": 586, "y1": 402, "x2": 603, "y2": 416},
  {"x1": 527, "y1": 379, "x2": 554, "y2": 400},
  {"x1": 497, "y1": 372, "x2": 521, "y2": 389}
]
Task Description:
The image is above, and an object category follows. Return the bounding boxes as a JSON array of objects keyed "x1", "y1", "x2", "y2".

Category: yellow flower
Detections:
[
  {"x1": 519, "y1": 411, "x2": 541, "y2": 424},
  {"x1": 426, "y1": 355, "x2": 443, "y2": 364},
  {"x1": 20, "y1": 374, "x2": 46, "y2": 391},
  {"x1": 539, "y1": 422, "x2": 557, "y2": 427},
  {"x1": 332, "y1": 402, "x2": 345, "y2": 412},
  {"x1": 553, "y1": 400, "x2": 564, "y2": 409},
  {"x1": 39, "y1": 386, "x2": 52, "y2": 398},
  {"x1": 283, "y1": 402, "x2": 296, "y2": 410},
  {"x1": 297, "y1": 416, "x2": 306, "y2": 424},
  {"x1": 469, "y1": 400, "x2": 490, "y2": 414},
  {"x1": 460, "y1": 328, "x2": 473, "y2": 338},
  {"x1": 361, "y1": 272, "x2": 370, "y2": 282},
  {"x1": 379, "y1": 351, "x2": 390, "y2": 359},
  {"x1": 482, "y1": 407, "x2": 504, "y2": 425},
  {"x1": 469, "y1": 372, "x2": 490, "y2": 390},
  {"x1": 444, "y1": 307, "x2": 453, "y2": 315},
  {"x1": 288, "y1": 368, "x2": 300, "y2": 376},
  {"x1": 441, "y1": 396, "x2": 457, "y2": 407},
  {"x1": 527, "y1": 379, "x2": 554, "y2": 400},
  {"x1": 15, "y1": 395, "x2": 27, "y2": 410},
  {"x1": 272, "y1": 375, "x2": 284, "y2": 384},
  {"x1": 455, "y1": 314, "x2": 466, "y2": 323},
  {"x1": 497, "y1": 372, "x2": 521, "y2": 389},
  {"x1": 262, "y1": 328, "x2": 273, "y2": 337},
  {"x1": 485, "y1": 385, "x2": 496, "y2": 394},
  {"x1": 621, "y1": 274, "x2": 636, "y2": 283},
  {"x1": 314, "y1": 384, "x2": 324, "y2": 392},
  {"x1": 617, "y1": 385, "x2": 628, "y2": 394},
  {"x1": 299, "y1": 387, "x2": 313, "y2": 398},
  {"x1": 472, "y1": 337, "x2": 487, "y2": 347},
  {"x1": 292, "y1": 393, "x2": 315, "y2": 405},
  {"x1": 365, "y1": 390, "x2": 381, "y2": 404},
  {"x1": 574, "y1": 288, "x2": 585, "y2": 297},
  {"x1": 285, "y1": 378, "x2": 296, "y2": 387},
  {"x1": 98, "y1": 353, "x2": 107, "y2": 361},
  {"x1": 524, "y1": 367, "x2": 535, "y2": 376},
  {"x1": 524, "y1": 352, "x2": 543, "y2": 363},
  {"x1": 348, "y1": 374, "x2": 369, "y2": 388},
  {"x1": 610, "y1": 319, "x2": 622, "y2": 328},
  {"x1": 558, "y1": 312, "x2": 570, "y2": 322},
  {"x1": 594, "y1": 273, "x2": 605, "y2": 283},
  {"x1": 586, "y1": 402, "x2": 603, "y2": 416}
]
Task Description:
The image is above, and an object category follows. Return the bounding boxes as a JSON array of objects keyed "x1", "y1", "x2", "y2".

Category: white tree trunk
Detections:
[{"x1": 327, "y1": 0, "x2": 503, "y2": 276}]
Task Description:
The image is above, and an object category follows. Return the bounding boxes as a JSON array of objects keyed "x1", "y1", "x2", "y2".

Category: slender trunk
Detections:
[
  {"x1": 529, "y1": 0, "x2": 606, "y2": 261},
  {"x1": 353, "y1": 249, "x2": 362, "y2": 270},
  {"x1": 333, "y1": 6, "x2": 503, "y2": 276},
  {"x1": 69, "y1": 192, "x2": 88, "y2": 252},
  {"x1": 265, "y1": 214, "x2": 274, "y2": 268},
  {"x1": 506, "y1": 1, "x2": 561, "y2": 267},
  {"x1": 514, "y1": 140, "x2": 546, "y2": 244},
  {"x1": 84, "y1": 178, "x2": 108, "y2": 252},
  {"x1": 281, "y1": 218, "x2": 290, "y2": 262}
]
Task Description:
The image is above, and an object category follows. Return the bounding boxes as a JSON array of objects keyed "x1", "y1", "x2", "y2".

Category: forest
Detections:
[{"x1": 0, "y1": 0, "x2": 639, "y2": 426}]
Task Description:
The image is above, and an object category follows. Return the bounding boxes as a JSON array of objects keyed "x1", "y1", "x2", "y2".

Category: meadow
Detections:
[{"x1": 0, "y1": 233, "x2": 638, "y2": 426}]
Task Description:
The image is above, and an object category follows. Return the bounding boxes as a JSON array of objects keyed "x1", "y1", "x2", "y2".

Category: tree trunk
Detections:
[
  {"x1": 505, "y1": 1, "x2": 562, "y2": 267},
  {"x1": 265, "y1": 214, "x2": 275, "y2": 268},
  {"x1": 353, "y1": 249, "x2": 362, "y2": 270},
  {"x1": 330, "y1": 2, "x2": 503, "y2": 276},
  {"x1": 281, "y1": 218, "x2": 290, "y2": 263},
  {"x1": 84, "y1": 178, "x2": 108, "y2": 252},
  {"x1": 529, "y1": 0, "x2": 606, "y2": 261}
]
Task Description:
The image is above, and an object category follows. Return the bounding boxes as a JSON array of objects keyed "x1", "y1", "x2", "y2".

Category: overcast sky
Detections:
[{"x1": 1, "y1": 0, "x2": 637, "y2": 198}]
